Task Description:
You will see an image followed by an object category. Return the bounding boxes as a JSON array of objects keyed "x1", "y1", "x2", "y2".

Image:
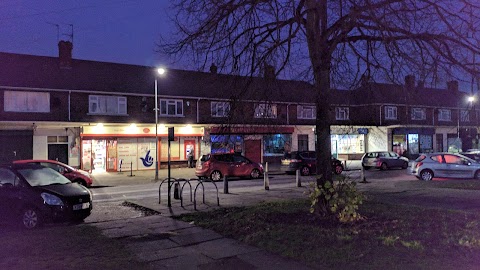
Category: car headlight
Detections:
[{"x1": 41, "y1": 193, "x2": 64, "y2": 206}]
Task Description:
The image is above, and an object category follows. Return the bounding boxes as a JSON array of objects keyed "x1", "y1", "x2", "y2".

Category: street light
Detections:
[{"x1": 155, "y1": 67, "x2": 166, "y2": 180}]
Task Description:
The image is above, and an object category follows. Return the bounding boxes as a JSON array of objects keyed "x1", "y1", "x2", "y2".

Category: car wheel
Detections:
[
  {"x1": 474, "y1": 170, "x2": 480, "y2": 180},
  {"x1": 402, "y1": 162, "x2": 408, "y2": 169},
  {"x1": 21, "y1": 207, "x2": 42, "y2": 229},
  {"x1": 420, "y1": 169, "x2": 434, "y2": 181},
  {"x1": 380, "y1": 163, "x2": 388, "y2": 170},
  {"x1": 250, "y1": 169, "x2": 261, "y2": 179},
  {"x1": 333, "y1": 165, "x2": 343, "y2": 175},
  {"x1": 300, "y1": 166, "x2": 310, "y2": 176},
  {"x1": 210, "y1": 170, "x2": 222, "y2": 181},
  {"x1": 74, "y1": 179, "x2": 87, "y2": 187}
]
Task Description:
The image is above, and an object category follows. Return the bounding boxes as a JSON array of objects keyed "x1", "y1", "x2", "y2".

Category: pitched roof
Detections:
[{"x1": 0, "y1": 52, "x2": 315, "y2": 104}]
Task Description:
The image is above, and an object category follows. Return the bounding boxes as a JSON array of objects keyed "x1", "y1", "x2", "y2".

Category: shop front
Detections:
[
  {"x1": 209, "y1": 126, "x2": 294, "y2": 164},
  {"x1": 81, "y1": 125, "x2": 204, "y2": 172},
  {"x1": 392, "y1": 127, "x2": 434, "y2": 159}
]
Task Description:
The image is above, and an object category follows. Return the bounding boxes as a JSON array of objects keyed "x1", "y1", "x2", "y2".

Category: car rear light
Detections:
[
  {"x1": 415, "y1": 162, "x2": 423, "y2": 168},
  {"x1": 290, "y1": 159, "x2": 301, "y2": 163}
]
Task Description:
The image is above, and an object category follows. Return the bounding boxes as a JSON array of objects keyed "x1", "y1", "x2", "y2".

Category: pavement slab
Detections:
[{"x1": 192, "y1": 238, "x2": 261, "y2": 260}]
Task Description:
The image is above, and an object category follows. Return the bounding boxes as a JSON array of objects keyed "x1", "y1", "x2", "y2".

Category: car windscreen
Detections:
[{"x1": 17, "y1": 167, "x2": 71, "y2": 187}]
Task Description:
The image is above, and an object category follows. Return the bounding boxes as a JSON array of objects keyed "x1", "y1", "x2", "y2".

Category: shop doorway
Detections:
[
  {"x1": 244, "y1": 140, "x2": 261, "y2": 163},
  {"x1": 82, "y1": 139, "x2": 107, "y2": 172},
  {"x1": 48, "y1": 144, "x2": 68, "y2": 164}
]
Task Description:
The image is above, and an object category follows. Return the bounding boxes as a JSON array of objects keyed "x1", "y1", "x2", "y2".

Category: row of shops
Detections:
[{"x1": 8, "y1": 124, "x2": 478, "y2": 172}]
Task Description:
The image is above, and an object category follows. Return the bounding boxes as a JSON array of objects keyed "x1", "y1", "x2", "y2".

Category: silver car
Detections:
[
  {"x1": 361, "y1": 151, "x2": 409, "y2": 170},
  {"x1": 410, "y1": 153, "x2": 480, "y2": 181}
]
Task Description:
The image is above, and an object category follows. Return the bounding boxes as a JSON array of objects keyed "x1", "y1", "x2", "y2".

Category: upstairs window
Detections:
[
  {"x1": 160, "y1": 99, "x2": 183, "y2": 116},
  {"x1": 335, "y1": 107, "x2": 349, "y2": 120},
  {"x1": 461, "y1": 110, "x2": 470, "y2": 122},
  {"x1": 89, "y1": 95, "x2": 127, "y2": 115},
  {"x1": 254, "y1": 103, "x2": 277, "y2": 118},
  {"x1": 438, "y1": 109, "x2": 451, "y2": 121},
  {"x1": 297, "y1": 105, "x2": 315, "y2": 119},
  {"x1": 4, "y1": 91, "x2": 50, "y2": 113},
  {"x1": 411, "y1": 108, "x2": 426, "y2": 120},
  {"x1": 211, "y1": 102, "x2": 230, "y2": 117},
  {"x1": 384, "y1": 106, "x2": 397, "y2": 120}
]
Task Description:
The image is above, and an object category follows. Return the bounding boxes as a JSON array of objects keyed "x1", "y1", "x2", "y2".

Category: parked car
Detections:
[
  {"x1": 460, "y1": 150, "x2": 480, "y2": 162},
  {"x1": 282, "y1": 151, "x2": 344, "y2": 176},
  {"x1": 13, "y1": 160, "x2": 94, "y2": 187},
  {"x1": 361, "y1": 151, "x2": 409, "y2": 170},
  {"x1": 410, "y1": 152, "x2": 480, "y2": 181},
  {"x1": 0, "y1": 163, "x2": 92, "y2": 229},
  {"x1": 195, "y1": 153, "x2": 264, "y2": 181}
]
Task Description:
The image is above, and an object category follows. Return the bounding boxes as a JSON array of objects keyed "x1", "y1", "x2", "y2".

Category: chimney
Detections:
[
  {"x1": 58, "y1": 40, "x2": 73, "y2": 69},
  {"x1": 405, "y1": 75, "x2": 415, "y2": 90},
  {"x1": 447, "y1": 80, "x2": 459, "y2": 92},
  {"x1": 209, "y1": 63, "x2": 218, "y2": 74},
  {"x1": 264, "y1": 64, "x2": 275, "y2": 79}
]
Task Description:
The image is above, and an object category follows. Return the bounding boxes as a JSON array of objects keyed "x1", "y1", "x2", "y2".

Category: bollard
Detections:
[
  {"x1": 264, "y1": 162, "x2": 269, "y2": 190},
  {"x1": 173, "y1": 182, "x2": 180, "y2": 200},
  {"x1": 296, "y1": 169, "x2": 301, "y2": 187},
  {"x1": 360, "y1": 166, "x2": 369, "y2": 183},
  {"x1": 223, "y1": 175, "x2": 229, "y2": 194},
  {"x1": 128, "y1": 161, "x2": 135, "y2": 177}
]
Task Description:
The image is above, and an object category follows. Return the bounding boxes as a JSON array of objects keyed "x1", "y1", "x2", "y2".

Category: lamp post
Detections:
[{"x1": 155, "y1": 68, "x2": 166, "y2": 180}]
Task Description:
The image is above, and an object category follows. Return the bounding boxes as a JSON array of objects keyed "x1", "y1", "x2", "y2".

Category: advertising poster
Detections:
[
  {"x1": 117, "y1": 138, "x2": 138, "y2": 171},
  {"x1": 137, "y1": 138, "x2": 156, "y2": 170}
]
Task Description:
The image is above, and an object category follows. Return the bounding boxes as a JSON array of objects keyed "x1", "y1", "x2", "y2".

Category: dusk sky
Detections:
[{"x1": 0, "y1": 0, "x2": 181, "y2": 69}]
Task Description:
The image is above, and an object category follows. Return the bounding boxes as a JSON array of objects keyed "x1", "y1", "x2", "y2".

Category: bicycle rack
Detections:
[
  {"x1": 193, "y1": 177, "x2": 220, "y2": 210},
  {"x1": 158, "y1": 177, "x2": 193, "y2": 207}
]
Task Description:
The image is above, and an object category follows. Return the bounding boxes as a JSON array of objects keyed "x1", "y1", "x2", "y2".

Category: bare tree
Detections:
[{"x1": 159, "y1": 0, "x2": 480, "y2": 193}]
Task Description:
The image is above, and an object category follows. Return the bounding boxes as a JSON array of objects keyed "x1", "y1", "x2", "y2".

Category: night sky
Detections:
[{"x1": 0, "y1": 0, "x2": 180, "y2": 68}]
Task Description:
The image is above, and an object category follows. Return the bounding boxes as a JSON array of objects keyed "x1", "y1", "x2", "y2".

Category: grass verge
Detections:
[{"x1": 175, "y1": 199, "x2": 480, "y2": 269}]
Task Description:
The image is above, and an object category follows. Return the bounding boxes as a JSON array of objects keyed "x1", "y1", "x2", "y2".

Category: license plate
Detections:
[{"x1": 73, "y1": 202, "x2": 90, "y2": 210}]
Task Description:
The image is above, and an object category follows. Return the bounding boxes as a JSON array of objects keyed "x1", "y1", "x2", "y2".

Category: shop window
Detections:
[
  {"x1": 58, "y1": 136, "x2": 68, "y2": 143},
  {"x1": 408, "y1": 134, "x2": 419, "y2": 155},
  {"x1": 297, "y1": 106, "x2": 315, "y2": 119},
  {"x1": 335, "y1": 107, "x2": 349, "y2": 120},
  {"x1": 461, "y1": 110, "x2": 470, "y2": 122},
  {"x1": 47, "y1": 136, "x2": 57, "y2": 143},
  {"x1": 411, "y1": 108, "x2": 426, "y2": 120},
  {"x1": 210, "y1": 135, "x2": 243, "y2": 154},
  {"x1": 264, "y1": 134, "x2": 291, "y2": 155},
  {"x1": 211, "y1": 102, "x2": 230, "y2": 117},
  {"x1": 384, "y1": 106, "x2": 397, "y2": 120},
  {"x1": 438, "y1": 109, "x2": 451, "y2": 121},
  {"x1": 160, "y1": 99, "x2": 183, "y2": 117},
  {"x1": 254, "y1": 103, "x2": 277, "y2": 118},
  {"x1": 4, "y1": 91, "x2": 50, "y2": 113},
  {"x1": 89, "y1": 95, "x2": 127, "y2": 115},
  {"x1": 331, "y1": 134, "x2": 365, "y2": 154}
]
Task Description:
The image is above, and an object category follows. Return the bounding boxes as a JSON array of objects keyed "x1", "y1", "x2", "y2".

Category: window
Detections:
[
  {"x1": 4, "y1": 91, "x2": 50, "y2": 113},
  {"x1": 411, "y1": 108, "x2": 426, "y2": 120},
  {"x1": 160, "y1": 99, "x2": 183, "y2": 116},
  {"x1": 263, "y1": 134, "x2": 291, "y2": 155},
  {"x1": 335, "y1": 107, "x2": 349, "y2": 120},
  {"x1": 297, "y1": 105, "x2": 315, "y2": 119},
  {"x1": 461, "y1": 110, "x2": 470, "y2": 122},
  {"x1": 444, "y1": 154, "x2": 464, "y2": 165},
  {"x1": 89, "y1": 95, "x2": 127, "y2": 115},
  {"x1": 211, "y1": 102, "x2": 230, "y2": 117},
  {"x1": 438, "y1": 109, "x2": 451, "y2": 121},
  {"x1": 298, "y1": 134, "x2": 309, "y2": 151},
  {"x1": 384, "y1": 106, "x2": 397, "y2": 120},
  {"x1": 254, "y1": 103, "x2": 277, "y2": 118}
]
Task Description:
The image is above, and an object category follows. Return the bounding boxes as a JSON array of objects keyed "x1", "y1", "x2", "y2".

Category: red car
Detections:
[
  {"x1": 195, "y1": 153, "x2": 264, "y2": 181},
  {"x1": 13, "y1": 160, "x2": 94, "y2": 187}
]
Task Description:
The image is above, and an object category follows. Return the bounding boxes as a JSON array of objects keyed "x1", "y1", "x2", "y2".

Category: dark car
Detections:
[
  {"x1": 14, "y1": 160, "x2": 94, "y2": 187},
  {"x1": 0, "y1": 163, "x2": 93, "y2": 229},
  {"x1": 195, "y1": 153, "x2": 264, "y2": 181},
  {"x1": 361, "y1": 151, "x2": 409, "y2": 170},
  {"x1": 282, "y1": 151, "x2": 344, "y2": 176},
  {"x1": 460, "y1": 150, "x2": 480, "y2": 162}
]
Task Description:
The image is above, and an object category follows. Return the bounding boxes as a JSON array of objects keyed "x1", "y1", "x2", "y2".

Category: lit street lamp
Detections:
[{"x1": 155, "y1": 67, "x2": 166, "y2": 180}]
